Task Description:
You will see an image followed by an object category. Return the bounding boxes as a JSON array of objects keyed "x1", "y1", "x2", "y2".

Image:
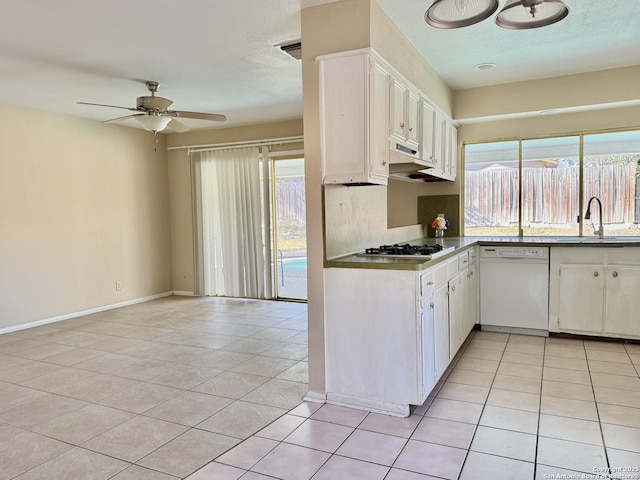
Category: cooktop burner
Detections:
[{"x1": 360, "y1": 243, "x2": 454, "y2": 259}]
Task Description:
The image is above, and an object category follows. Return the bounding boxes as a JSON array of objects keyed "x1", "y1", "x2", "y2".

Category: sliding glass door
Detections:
[
  {"x1": 272, "y1": 158, "x2": 307, "y2": 300},
  {"x1": 192, "y1": 148, "x2": 307, "y2": 301}
]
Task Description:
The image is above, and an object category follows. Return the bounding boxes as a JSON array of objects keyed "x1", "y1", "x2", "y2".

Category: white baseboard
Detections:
[
  {"x1": 326, "y1": 392, "x2": 410, "y2": 418},
  {"x1": 172, "y1": 291, "x2": 195, "y2": 296},
  {"x1": 304, "y1": 390, "x2": 327, "y2": 404},
  {"x1": 0, "y1": 291, "x2": 173, "y2": 335}
]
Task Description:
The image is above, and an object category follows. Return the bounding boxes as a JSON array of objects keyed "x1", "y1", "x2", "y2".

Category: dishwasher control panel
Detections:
[{"x1": 480, "y1": 246, "x2": 549, "y2": 259}]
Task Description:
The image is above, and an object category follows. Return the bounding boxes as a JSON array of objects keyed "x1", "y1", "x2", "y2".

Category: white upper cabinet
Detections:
[
  {"x1": 389, "y1": 78, "x2": 420, "y2": 156},
  {"x1": 319, "y1": 48, "x2": 457, "y2": 185},
  {"x1": 419, "y1": 102, "x2": 438, "y2": 169},
  {"x1": 319, "y1": 51, "x2": 389, "y2": 185},
  {"x1": 419, "y1": 101, "x2": 457, "y2": 181},
  {"x1": 446, "y1": 122, "x2": 458, "y2": 179}
]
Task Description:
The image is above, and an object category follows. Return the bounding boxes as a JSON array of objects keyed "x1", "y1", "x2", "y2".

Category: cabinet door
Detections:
[
  {"x1": 420, "y1": 296, "x2": 436, "y2": 401},
  {"x1": 447, "y1": 123, "x2": 458, "y2": 180},
  {"x1": 369, "y1": 59, "x2": 390, "y2": 180},
  {"x1": 466, "y1": 263, "x2": 478, "y2": 336},
  {"x1": 319, "y1": 53, "x2": 388, "y2": 185},
  {"x1": 448, "y1": 273, "x2": 464, "y2": 360},
  {"x1": 604, "y1": 266, "x2": 640, "y2": 338},
  {"x1": 407, "y1": 90, "x2": 420, "y2": 147},
  {"x1": 432, "y1": 111, "x2": 445, "y2": 173},
  {"x1": 390, "y1": 79, "x2": 406, "y2": 140},
  {"x1": 432, "y1": 284, "x2": 450, "y2": 382},
  {"x1": 557, "y1": 264, "x2": 605, "y2": 334},
  {"x1": 420, "y1": 102, "x2": 437, "y2": 168}
]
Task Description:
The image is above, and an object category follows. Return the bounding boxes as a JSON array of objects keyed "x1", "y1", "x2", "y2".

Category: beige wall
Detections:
[
  {"x1": 458, "y1": 105, "x2": 640, "y2": 144},
  {"x1": 455, "y1": 66, "x2": 640, "y2": 122},
  {"x1": 165, "y1": 119, "x2": 304, "y2": 294},
  {"x1": 0, "y1": 103, "x2": 172, "y2": 331}
]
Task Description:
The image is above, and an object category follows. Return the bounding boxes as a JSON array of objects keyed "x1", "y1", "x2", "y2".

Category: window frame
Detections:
[{"x1": 462, "y1": 127, "x2": 640, "y2": 237}]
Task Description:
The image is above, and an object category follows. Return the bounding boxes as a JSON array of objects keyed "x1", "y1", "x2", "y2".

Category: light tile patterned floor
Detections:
[
  {"x1": 188, "y1": 319, "x2": 640, "y2": 480},
  {"x1": 0, "y1": 296, "x2": 307, "y2": 479},
  {"x1": 2, "y1": 296, "x2": 640, "y2": 479}
]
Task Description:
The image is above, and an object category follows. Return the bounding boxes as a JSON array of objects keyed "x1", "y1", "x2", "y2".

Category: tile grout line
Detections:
[
  {"x1": 533, "y1": 333, "x2": 549, "y2": 480},
  {"x1": 445, "y1": 329, "x2": 506, "y2": 480}
]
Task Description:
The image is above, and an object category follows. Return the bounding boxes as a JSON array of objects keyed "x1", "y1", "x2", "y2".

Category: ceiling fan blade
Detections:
[
  {"x1": 102, "y1": 114, "x2": 144, "y2": 124},
  {"x1": 168, "y1": 118, "x2": 189, "y2": 132},
  {"x1": 171, "y1": 110, "x2": 227, "y2": 122},
  {"x1": 77, "y1": 101, "x2": 139, "y2": 112}
]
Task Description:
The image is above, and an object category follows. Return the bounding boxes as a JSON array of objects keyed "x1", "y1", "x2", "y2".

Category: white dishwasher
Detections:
[{"x1": 479, "y1": 246, "x2": 550, "y2": 335}]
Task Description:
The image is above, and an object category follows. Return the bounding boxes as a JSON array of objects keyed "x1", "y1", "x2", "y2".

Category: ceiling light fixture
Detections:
[
  {"x1": 425, "y1": 0, "x2": 499, "y2": 29},
  {"x1": 135, "y1": 113, "x2": 172, "y2": 133},
  {"x1": 474, "y1": 62, "x2": 497, "y2": 70},
  {"x1": 496, "y1": 0, "x2": 569, "y2": 29},
  {"x1": 425, "y1": 0, "x2": 569, "y2": 30}
]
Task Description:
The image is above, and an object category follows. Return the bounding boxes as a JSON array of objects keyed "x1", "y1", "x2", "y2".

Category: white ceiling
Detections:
[
  {"x1": 1, "y1": 0, "x2": 638, "y2": 131},
  {"x1": 375, "y1": 0, "x2": 640, "y2": 90}
]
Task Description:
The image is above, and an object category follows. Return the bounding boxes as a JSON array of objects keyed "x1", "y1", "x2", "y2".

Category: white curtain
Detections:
[{"x1": 191, "y1": 146, "x2": 265, "y2": 298}]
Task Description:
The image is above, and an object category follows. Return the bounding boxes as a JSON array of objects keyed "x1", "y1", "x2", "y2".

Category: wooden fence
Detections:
[
  {"x1": 275, "y1": 176, "x2": 306, "y2": 226},
  {"x1": 465, "y1": 164, "x2": 638, "y2": 226}
]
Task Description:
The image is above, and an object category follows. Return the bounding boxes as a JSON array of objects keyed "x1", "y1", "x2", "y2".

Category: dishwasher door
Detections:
[{"x1": 479, "y1": 246, "x2": 550, "y2": 332}]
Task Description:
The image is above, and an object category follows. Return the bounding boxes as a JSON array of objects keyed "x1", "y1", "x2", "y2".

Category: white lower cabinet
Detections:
[
  {"x1": 466, "y1": 262, "x2": 479, "y2": 334},
  {"x1": 605, "y1": 265, "x2": 640, "y2": 337},
  {"x1": 323, "y1": 247, "x2": 477, "y2": 417},
  {"x1": 549, "y1": 246, "x2": 640, "y2": 339},
  {"x1": 423, "y1": 262, "x2": 450, "y2": 394},
  {"x1": 555, "y1": 264, "x2": 605, "y2": 334},
  {"x1": 448, "y1": 272, "x2": 464, "y2": 360},
  {"x1": 449, "y1": 249, "x2": 478, "y2": 360}
]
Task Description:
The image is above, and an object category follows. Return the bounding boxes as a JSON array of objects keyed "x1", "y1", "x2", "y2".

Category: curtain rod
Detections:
[{"x1": 166, "y1": 135, "x2": 303, "y2": 152}]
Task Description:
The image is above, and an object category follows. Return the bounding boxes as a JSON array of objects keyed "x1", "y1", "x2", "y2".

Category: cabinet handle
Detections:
[
  {"x1": 409, "y1": 127, "x2": 413, "y2": 132},
  {"x1": 451, "y1": 286, "x2": 456, "y2": 292},
  {"x1": 400, "y1": 122, "x2": 405, "y2": 128},
  {"x1": 612, "y1": 271, "x2": 618, "y2": 278},
  {"x1": 427, "y1": 281, "x2": 434, "y2": 285},
  {"x1": 430, "y1": 302, "x2": 434, "y2": 309},
  {"x1": 594, "y1": 271, "x2": 599, "y2": 277}
]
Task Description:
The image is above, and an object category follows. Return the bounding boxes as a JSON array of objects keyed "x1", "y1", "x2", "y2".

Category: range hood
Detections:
[{"x1": 388, "y1": 150, "x2": 444, "y2": 182}]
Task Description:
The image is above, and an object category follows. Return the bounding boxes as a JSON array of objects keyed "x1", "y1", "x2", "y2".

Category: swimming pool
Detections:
[{"x1": 283, "y1": 258, "x2": 307, "y2": 269}]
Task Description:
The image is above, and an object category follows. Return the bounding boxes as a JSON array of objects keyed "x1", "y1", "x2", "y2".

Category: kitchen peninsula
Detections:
[{"x1": 324, "y1": 237, "x2": 640, "y2": 417}]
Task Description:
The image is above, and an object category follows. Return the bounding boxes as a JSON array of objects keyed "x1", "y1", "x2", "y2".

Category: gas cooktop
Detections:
[{"x1": 358, "y1": 243, "x2": 455, "y2": 259}]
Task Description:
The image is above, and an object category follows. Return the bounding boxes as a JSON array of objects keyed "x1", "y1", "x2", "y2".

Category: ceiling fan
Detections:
[{"x1": 77, "y1": 81, "x2": 226, "y2": 134}]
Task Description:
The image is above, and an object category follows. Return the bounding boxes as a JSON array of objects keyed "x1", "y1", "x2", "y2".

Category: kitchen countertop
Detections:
[{"x1": 325, "y1": 236, "x2": 640, "y2": 271}]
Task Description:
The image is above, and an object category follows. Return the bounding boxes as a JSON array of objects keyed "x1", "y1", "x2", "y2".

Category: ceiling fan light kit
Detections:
[
  {"x1": 77, "y1": 81, "x2": 226, "y2": 135},
  {"x1": 425, "y1": 0, "x2": 569, "y2": 29},
  {"x1": 135, "y1": 114, "x2": 172, "y2": 133}
]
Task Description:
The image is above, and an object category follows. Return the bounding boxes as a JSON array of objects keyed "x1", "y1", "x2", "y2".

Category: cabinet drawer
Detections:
[
  {"x1": 447, "y1": 257, "x2": 459, "y2": 276},
  {"x1": 608, "y1": 248, "x2": 640, "y2": 266},
  {"x1": 458, "y1": 251, "x2": 470, "y2": 270},
  {"x1": 554, "y1": 247, "x2": 605, "y2": 264},
  {"x1": 420, "y1": 270, "x2": 435, "y2": 296},
  {"x1": 469, "y1": 247, "x2": 477, "y2": 264},
  {"x1": 433, "y1": 262, "x2": 448, "y2": 285}
]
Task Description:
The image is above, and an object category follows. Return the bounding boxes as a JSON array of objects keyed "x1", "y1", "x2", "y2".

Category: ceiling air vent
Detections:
[{"x1": 278, "y1": 41, "x2": 302, "y2": 60}]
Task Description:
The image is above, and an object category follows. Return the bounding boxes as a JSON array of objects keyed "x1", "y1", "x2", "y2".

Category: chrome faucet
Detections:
[{"x1": 585, "y1": 196, "x2": 604, "y2": 238}]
